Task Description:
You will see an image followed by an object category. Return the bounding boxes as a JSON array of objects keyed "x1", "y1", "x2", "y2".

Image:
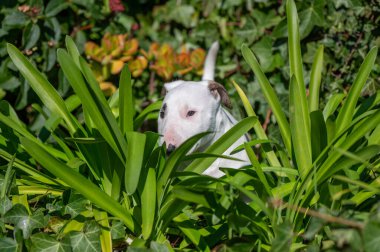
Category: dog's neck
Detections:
[{"x1": 195, "y1": 107, "x2": 236, "y2": 152}]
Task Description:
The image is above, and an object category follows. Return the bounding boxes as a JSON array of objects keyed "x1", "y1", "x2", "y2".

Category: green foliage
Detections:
[{"x1": 0, "y1": 0, "x2": 379, "y2": 251}]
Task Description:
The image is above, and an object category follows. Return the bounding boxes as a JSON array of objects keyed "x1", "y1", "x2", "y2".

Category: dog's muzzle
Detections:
[{"x1": 166, "y1": 144, "x2": 176, "y2": 156}]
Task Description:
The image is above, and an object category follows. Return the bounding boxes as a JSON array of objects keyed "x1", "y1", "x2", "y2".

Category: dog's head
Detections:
[{"x1": 158, "y1": 80, "x2": 231, "y2": 154}]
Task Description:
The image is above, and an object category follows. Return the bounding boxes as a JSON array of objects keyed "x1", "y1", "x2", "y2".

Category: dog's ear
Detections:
[
  {"x1": 208, "y1": 81, "x2": 232, "y2": 109},
  {"x1": 162, "y1": 80, "x2": 184, "y2": 96}
]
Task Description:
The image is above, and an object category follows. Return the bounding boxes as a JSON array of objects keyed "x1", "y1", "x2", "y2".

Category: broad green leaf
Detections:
[
  {"x1": 289, "y1": 76, "x2": 312, "y2": 178},
  {"x1": 141, "y1": 167, "x2": 156, "y2": 239},
  {"x1": 271, "y1": 222, "x2": 293, "y2": 252},
  {"x1": 0, "y1": 237, "x2": 17, "y2": 252},
  {"x1": 308, "y1": 45, "x2": 324, "y2": 112},
  {"x1": 30, "y1": 233, "x2": 70, "y2": 252},
  {"x1": 119, "y1": 65, "x2": 134, "y2": 134},
  {"x1": 0, "y1": 197, "x2": 12, "y2": 215},
  {"x1": 6, "y1": 43, "x2": 78, "y2": 134},
  {"x1": 20, "y1": 137, "x2": 137, "y2": 233},
  {"x1": 241, "y1": 45, "x2": 291, "y2": 154},
  {"x1": 4, "y1": 205, "x2": 47, "y2": 239},
  {"x1": 335, "y1": 47, "x2": 378, "y2": 135},
  {"x1": 69, "y1": 221, "x2": 101, "y2": 252},
  {"x1": 125, "y1": 132, "x2": 146, "y2": 195},
  {"x1": 364, "y1": 216, "x2": 380, "y2": 252},
  {"x1": 185, "y1": 116, "x2": 257, "y2": 174}
]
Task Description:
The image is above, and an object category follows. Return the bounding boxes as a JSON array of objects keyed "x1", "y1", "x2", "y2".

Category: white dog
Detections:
[{"x1": 158, "y1": 42, "x2": 249, "y2": 178}]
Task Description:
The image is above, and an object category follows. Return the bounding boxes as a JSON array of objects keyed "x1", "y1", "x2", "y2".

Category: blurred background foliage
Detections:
[{"x1": 0, "y1": 0, "x2": 379, "y2": 138}]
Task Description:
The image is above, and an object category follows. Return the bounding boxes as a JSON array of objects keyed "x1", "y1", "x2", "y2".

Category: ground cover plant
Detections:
[{"x1": 0, "y1": 0, "x2": 380, "y2": 251}]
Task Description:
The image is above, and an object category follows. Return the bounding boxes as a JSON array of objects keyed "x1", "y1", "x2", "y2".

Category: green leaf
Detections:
[
  {"x1": 0, "y1": 197, "x2": 12, "y2": 215},
  {"x1": 310, "y1": 110, "x2": 327, "y2": 161},
  {"x1": 141, "y1": 168, "x2": 156, "y2": 239},
  {"x1": 23, "y1": 23, "x2": 40, "y2": 50},
  {"x1": 308, "y1": 45, "x2": 324, "y2": 112},
  {"x1": 63, "y1": 195, "x2": 89, "y2": 218},
  {"x1": 6, "y1": 44, "x2": 78, "y2": 134},
  {"x1": 119, "y1": 65, "x2": 134, "y2": 134},
  {"x1": 4, "y1": 205, "x2": 47, "y2": 239},
  {"x1": 0, "y1": 237, "x2": 17, "y2": 252},
  {"x1": 184, "y1": 116, "x2": 257, "y2": 174},
  {"x1": 335, "y1": 47, "x2": 378, "y2": 135},
  {"x1": 57, "y1": 49, "x2": 127, "y2": 162},
  {"x1": 289, "y1": 76, "x2": 312, "y2": 178},
  {"x1": 323, "y1": 93, "x2": 345, "y2": 120},
  {"x1": 30, "y1": 233, "x2": 71, "y2": 252},
  {"x1": 65, "y1": 36, "x2": 81, "y2": 68},
  {"x1": 157, "y1": 132, "x2": 208, "y2": 202},
  {"x1": 232, "y1": 80, "x2": 281, "y2": 167},
  {"x1": 271, "y1": 222, "x2": 293, "y2": 252},
  {"x1": 20, "y1": 137, "x2": 137, "y2": 233},
  {"x1": 125, "y1": 132, "x2": 146, "y2": 195},
  {"x1": 287, "y1": 0, "x2": 311, "y2": 156},
  {"x1": 45, "y1": 0, "x2": 69, "y2": 17},
  {"x1": 241, "y1": 44, "x2": 292, "y2": 154},
  {"x1": 364, "y1": 216, "x2": 380, "y2": 252},
  {"x1": 69, "y1": 221, "x2": 101, "y2": 252},
  {"x1": 298, "y1": 0, "x2": 325, "y2": 39}
]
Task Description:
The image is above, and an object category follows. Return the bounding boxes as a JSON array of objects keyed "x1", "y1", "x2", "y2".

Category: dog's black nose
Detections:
[{"x1": 166, "y1": 144, "x2": 176, "y2": 156}]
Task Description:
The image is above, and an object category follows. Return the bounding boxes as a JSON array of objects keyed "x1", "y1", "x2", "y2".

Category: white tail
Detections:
[{"x1": 202, "y1": 41, "x2": 219, "y2": 81}]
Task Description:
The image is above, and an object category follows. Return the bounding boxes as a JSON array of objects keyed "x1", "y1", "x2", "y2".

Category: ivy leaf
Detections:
[
  {"x1": 271, "y1": 221, "x2": 293, "y2": 252},
  {"x1": 0, "y1": 237, "x2": 17, "y2": 252},
  {"x1": 30, "y1": 233, "x2": 71, "y2": 252},
  {"x1": 63, "y1": 194, "x2": 89, "y2": 218},
  {"x1": 110, "y1": 220, "x2": 125, "y2": 241},
  {"x1": 364, "y1": 215, "x2": 380, "y2": 252},
  {"x1": 4, "y1": 205, "x2": 47, "y2": 239},
  {"x1": 298, "y1": 0, "x2": 325, "y2": 39},
  {"x1": 69, "y1": 221, "x2": 101, "y2": 252},
  {"x1": 252, "y1": 37, "x2": 284, "y2": 73},
  {"x1": 0, "y1": 197, "x2": 12, "y2": 215}
]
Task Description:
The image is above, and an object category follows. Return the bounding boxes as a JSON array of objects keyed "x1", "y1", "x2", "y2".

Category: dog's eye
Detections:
[
  {"x1": 160, "y1": 111, "x2": 165, "y2": 119},
  {"x1": 186, "y1": 110, "x2": 196, "y2": 117}
]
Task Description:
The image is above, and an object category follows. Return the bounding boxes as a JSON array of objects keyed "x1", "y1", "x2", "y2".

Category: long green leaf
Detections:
[
  {"x1": 232, "y1": 80, "x2": 281, "y2": 167},
  {"x1": 65, "y1": 36, "x2": 81, "y2": 68},
  {"x1": 241, "y1": 45, "x2": 292, "y2": 154},
  {"x1": 141, "y1": 167, "x2": 156, "y2": 239},
  {"x1": 184, "y1": 116, "x2": 257, "y2": 174},
  {"x1": 20, "y1": 137, "x2": 137, "y2": 233},
  {"x1": 157, "y1": 132, "x2": 209, "y2": 204},
  {"x1": 309, "y1": 45, "x2": 324, "y2": 112},
  {"x1": 335, "y1": 47, "x2": 378, "y2": 134},
  {"x1": 289, "y1": 76, "x2": 312, "y2": 178},
  {"x1": 125, "y1": 132, "x2": 146, "y2": 195},
  {"x1": 57, "y1": 49, "x2": 127, "y2": 162},
  {"x1": 119, "y1": 66, "x2": 135, "y2": 134},
  {"x1": 6, "y1": 43, "x2": 78, "y2": 134}
]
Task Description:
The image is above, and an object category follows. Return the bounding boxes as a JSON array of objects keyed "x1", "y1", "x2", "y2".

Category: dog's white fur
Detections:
[{"x1": 158, "y1": 42, "x2": 249, "y2": 178}]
